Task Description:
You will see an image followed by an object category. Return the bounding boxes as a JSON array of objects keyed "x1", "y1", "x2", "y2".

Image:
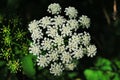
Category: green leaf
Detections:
[
  {"x1": 84, "y1": 69, "x2": 110, "y2": 80},
  {"x1": 84, "y1": 69, "x2": 97, "y2": 80},
  {"x1": 101, "y1": 66, "x2": 112, "y2": 71},
  {"x1": 21, "y1": 54, "x2": 35, "y2": 78},
  {"x1": 113, "y1": 73, "x2": 120, "y2": 80},
  {"x1": 96, "y1": 70, "x2": 107, "y2": 80},
  {"x1": 114, "y1": 59, "x2": 120, "y2": 69},
  {"x1": 95, "y1": 57, "x2": 112, "y2": 71},
  {"x1": 68, "y1": 72, "x2": 77, "y2": 79},
  {"x1": 95, "y1": 57, "x2": 111, "y2": 66}
]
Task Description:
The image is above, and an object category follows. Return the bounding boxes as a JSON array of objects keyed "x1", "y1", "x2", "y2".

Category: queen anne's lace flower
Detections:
[
  {"x1": 65, "y1": 7, "x2": 78, "y2": 19},
  {"x1": 41, "y1": 38, "x2": 53, "y2": 50},
  {"x1": 67, "y1": 42, "x2": 78, "y2": 52},
  {"x1": 67, "y1": 34, "x2": 81, "y2": 52},
  {"x1": 39, "y1": 16, "x2": 52, "y2": 28},
  {"x1": 53, "y1": 35, "x2": 64, "y2": 46},
  {"x1": 31, "y1": 28, "x2": 43, "y2": 43},
  {"x1": 57, "y1": 45, "x2": 66, "y2": 54},
  {"x1": 70, "y1": 33, "x2": 81, "y2": 44},
  {"x1": 47, "y1": 3, "x2": 61, "y2": 15},
  {"x1": 29, "y1": 43, "x2": 40, "y2": 56},
  {"x1": 86, "y1": 45, "x2": 97, "y2": 57},
  {"x1": 72, "y1": 47, "x2": 84, "y2": 59},
  {"x1": 82, "y1": 32, "x2": 91, "y2": 46},
  {"x1": 28, "y1": 3, "x2": 97, "y2": 76},
  {"x1": 52, "y1": 15, "x2": 66, "y2": 27},
  {"x1": 60, "y1": 24, "x2": 72, "y2": 37},
  {"x1": 50, "y1": 63, "x2": 64, "y2": 76},
  {"x1": 46, "y1": 26, "x2": 58, "y2": 38},
  {"x1": 28, "y1": 20, "x2": 39, "y2": 33},
  {"x1": 48, "y1": 50, "x2": 59, "y2": 62},
  {"x1": 61, "y1": 52, "x2": 72, "y2": 64},
  {"x1": 67, "y1": 19, "x2": 79, "y2": 30},
  {"x1": 37, "y1": 55, "x2": 50, "y2": 67},
  {"x1": 79, "y1": 15, "x2": 90, "y2": 28}
]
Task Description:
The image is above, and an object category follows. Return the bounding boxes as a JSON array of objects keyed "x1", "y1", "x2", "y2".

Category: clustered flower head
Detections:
[
  {"x1": 7, "y1": 60, "x2": 20, "y2": 73},
  {"x1": 47, "y1": 3, "x2": 61, "y2": 15},
  {"x1": 28, "y1": 3, "x2": 97, "y2": 76}
]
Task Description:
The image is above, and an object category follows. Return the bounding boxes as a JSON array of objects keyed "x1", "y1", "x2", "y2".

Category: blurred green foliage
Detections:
[
  {"x1": 84, "y1": 57, "x2": 120, "y2": 80},
  {"x1": 0, "y1": 15, "x2": 31, "y2": 80},
  {"x1": 21, "y1": 54, "x2": 36, "y2": 78}
]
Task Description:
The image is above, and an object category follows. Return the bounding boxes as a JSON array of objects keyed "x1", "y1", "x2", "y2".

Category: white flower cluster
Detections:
[
  {"x1": 28, "y1": 3, "x2": 97, "y2": 76},
  {"x1": 47, "y1": 3, "x2": 61, "y2": 15},
  {"x1": 79, "y1": 15, "x2": 90, "y2": 28},
  {"x1": 65, "y1": 6, "x2": 78, "y2": 19}
]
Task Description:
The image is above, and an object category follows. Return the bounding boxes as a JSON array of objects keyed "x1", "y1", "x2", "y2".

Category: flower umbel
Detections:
[
  {"x1": 65, "y1": 7, "x2": 78, "y2": 19},
  {"x1": 29, "y1": 43, "x2": 41, "y2": 56},
  {"x1": 86, "y1": 45, "x2": 97, "y2": 57},
  {"x1": 47, "y1": 3, "x2": 61, "y2": 15},
  {"x1": 37, "y1": 55, "x2": 50, "y2": 68},
  {"x1": 28, "y1": 3, "x2": 97, "y2": 76},
  {"x1": 79, "y1": 15, "x2": 90, "y2": 28},
  {"x1": 7, "y1": 60, "x2": 20, "y2": 73},
  {"x1": 50, "y1": 63, "x2": 64, "y2": 76}
]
